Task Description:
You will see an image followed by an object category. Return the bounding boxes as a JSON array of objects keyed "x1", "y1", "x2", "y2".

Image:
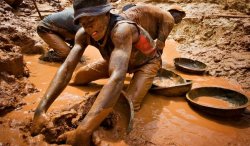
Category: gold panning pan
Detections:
[
  {"x1": 174, "y1": 57, "x2": 207, "y2": 74},
  {"x1": 186, "y1": 87, "x2": 249, "y2": 117},
  {"x1": 150, "y1": 68, "x2": 192, "y2": 97}
]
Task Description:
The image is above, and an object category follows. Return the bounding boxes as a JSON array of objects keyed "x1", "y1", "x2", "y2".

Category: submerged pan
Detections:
[
  {"x1": 186, "y1": 87, "x2": 249, "y2": 117},
  {"x1": 150, "y1": 68, "x2": 192, "y2": 97},
  {"x1": 91, "y1": 90, "x2": 134, "y2": 133},
  {"x1": 114, "y1": 91, "x2": 134, "y2": 133},
  {"x1": 174, "y1": 57, "x2": 207, "y2": 74}
]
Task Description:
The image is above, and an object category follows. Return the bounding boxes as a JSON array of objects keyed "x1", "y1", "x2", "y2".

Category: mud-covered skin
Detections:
[
  {"x1": 121, "y1": 4, "x2": 176, "y2": 51},
  {"x1": 31, "y1": 27, "x2": 87, "y2": 136},
  {"x1": 31, "y1": 10, "x2": 159, "y2": 145}
]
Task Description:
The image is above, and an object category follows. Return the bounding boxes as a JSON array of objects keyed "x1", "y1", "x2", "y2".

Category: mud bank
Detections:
[
  {"x1": 170, "y1": 2, "x2": 250, "y2": 90},
  {"x1": 136, "y1": 0, "x2": 249, "y2": 14},
  {"x1": 0, "y1": 72, "x2": 37, "y2": 115},
  {"x1": 0, "y1": 45, "x2": 37, "y2": 115}
]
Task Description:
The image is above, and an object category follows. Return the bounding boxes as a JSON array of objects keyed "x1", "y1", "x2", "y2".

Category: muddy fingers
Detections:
[
  {"x1": 31, "y1": 112, "x2": 50, "y2": 136},
  {"x1": 56, "y1": 130, "x2": 80, "y2": 145}
]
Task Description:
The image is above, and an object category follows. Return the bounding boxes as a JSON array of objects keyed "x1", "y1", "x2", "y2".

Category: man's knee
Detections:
[
  {"x1": 127, "y1": 58, "x2": 161, "y2": 111},
  {"x1": 37, "y1": 24, "x2": 49, "y2": 36},
  {"x1": 71, "y1": 60, "x2": 109, "y2": 85},
  {"x1": 70, "y1": 67, "x2": 92, "y2": 85}
]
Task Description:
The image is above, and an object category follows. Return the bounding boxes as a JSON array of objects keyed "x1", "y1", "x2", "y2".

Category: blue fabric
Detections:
[{"x1": 42, "y1": 8, "x2": 81, "y2": 34}]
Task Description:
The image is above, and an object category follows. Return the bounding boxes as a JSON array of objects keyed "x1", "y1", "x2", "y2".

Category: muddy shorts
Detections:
[
  {"x1": 37, "y1": 22, "x2": 75, "y2": 46},
  {"x1": 37, "y1": 21, "x2": 77, "y2": 58},
  {"x1": 71, "y1": 56, "x2": 162, "y2": 111}
]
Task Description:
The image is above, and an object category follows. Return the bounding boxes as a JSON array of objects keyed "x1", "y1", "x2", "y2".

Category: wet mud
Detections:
[
  {"x1": 168, "y1": 2, "x2": 250, "y2": 90},
  {"x1": 1, "y1": 43, "x2": 249, "y2": 146},
  {"x1": 38, "y1": 91, "x2": 125, "y2": 144},
  {"x1": 0, "y1": 45, "x2": 37, "y2": 115},
  {"x1": 0, "y1": 0, "x2": 250, "y2": 146}
]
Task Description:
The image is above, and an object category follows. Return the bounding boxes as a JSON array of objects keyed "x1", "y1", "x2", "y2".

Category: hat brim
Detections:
[{"x1": 74, "y1": 4, "x2": 113, "y2": 25}]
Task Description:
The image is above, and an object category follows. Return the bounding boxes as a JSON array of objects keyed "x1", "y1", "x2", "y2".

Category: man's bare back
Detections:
[
  {"x1": 121, "y1": 4, "x2": 185, "y2": 51},
  {"x1": 121, "y1": 4, "x2": 174, "y2": 40}
]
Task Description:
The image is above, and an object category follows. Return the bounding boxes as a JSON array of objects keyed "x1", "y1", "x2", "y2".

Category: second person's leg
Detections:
[
  {"x1": 70, "y1": 59, "x2": 109, "y2": 85},
  {"x1": 126, "y1": 57, "x2": 161, "y2": 111}
]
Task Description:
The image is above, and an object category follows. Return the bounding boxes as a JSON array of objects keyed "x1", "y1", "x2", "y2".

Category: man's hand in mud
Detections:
[
  {"x1": 31, "y1": 112, "x2": 50, "y2": 136},
  {"x1": 57, "y1": 129, "x2": 91, "y2": 146}
]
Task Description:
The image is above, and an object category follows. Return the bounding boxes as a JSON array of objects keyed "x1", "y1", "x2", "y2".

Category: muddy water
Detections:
[
  {"x1": 0, "y1": 46, "x2": 104, "y2": 145},
  {"x1": 129, "y1": 40, "x2": 250, "y2": 146},
  {"x1": 194, "y1": 96, "x2": 234, "y2": 108},
  {"x1": 0, "y1": 43, "x2": 250, "y2": 145}
]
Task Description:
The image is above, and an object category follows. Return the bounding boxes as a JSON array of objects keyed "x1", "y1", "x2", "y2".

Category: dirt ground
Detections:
[{"x1": 0, "y1": 0, "x2": 249, "y2": 145}]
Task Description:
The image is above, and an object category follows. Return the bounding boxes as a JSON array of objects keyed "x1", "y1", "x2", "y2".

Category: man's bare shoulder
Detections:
[
  {"x1": 111, "y1": 22, "x2": 137, "y2": 44},
  {"x1": 75, "y1": 27, "x2": 89, "y2": 45},
  {"x1": 112, "y1": 22, "x2": 134, "y2": 37}
]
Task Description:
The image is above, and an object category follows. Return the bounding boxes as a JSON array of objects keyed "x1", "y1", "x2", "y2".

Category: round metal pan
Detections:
[
  {"x1": 186, "y1": 87, "x2": 249, "y2": 117},
  {"x1": 94, "y1": 90, "x2": 134, "y2": 133},
  {"x1": 116, "y1": 91, "x2": 134, "y2": 133},
  {"x1": 150, "y1": 68, "x2": 192, "y2": 97},
  {"x1": 174, "y1": 57, "x2": 207, "y2": 74}
]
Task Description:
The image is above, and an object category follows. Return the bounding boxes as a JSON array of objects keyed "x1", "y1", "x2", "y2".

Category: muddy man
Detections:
[
  {"x1": 37, "y1": 8, "x2": 81, "y2": 62},
  {"x1": 31, "y1": 0, "x2": 185, "y2": 145}
]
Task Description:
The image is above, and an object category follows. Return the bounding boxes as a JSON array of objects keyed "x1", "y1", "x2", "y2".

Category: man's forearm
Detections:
[
  {"x1": 35, "y1": 63, "x2": 74, "y2": 113},
  {"x1": 35, "y1": 45, "x2": 85, "y2": 113}
]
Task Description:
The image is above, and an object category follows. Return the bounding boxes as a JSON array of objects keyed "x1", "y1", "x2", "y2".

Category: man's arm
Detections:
[{"x1": 31, "y1": 28, "x2": 88, "y2": 135}]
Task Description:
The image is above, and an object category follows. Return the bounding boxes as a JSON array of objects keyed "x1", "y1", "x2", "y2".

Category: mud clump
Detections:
[
  {"x1": 0, "y1": 26, "x2": 44, "y2": 54},
  {"x1": 0, "y1": 72, "x2": 38, "y2": 115},
  {"x1": 0, "y1": 29, "x2": 38, "y2": 115},
  {"x1": 224, "y1": 0, "x2": 249, "y2": 14},
  {"x1": 0, "y1": 46, "x2": 26, "y2": 77},
  {"x1": 38, "y1": 92, "x2": 119, "y2": 144}
]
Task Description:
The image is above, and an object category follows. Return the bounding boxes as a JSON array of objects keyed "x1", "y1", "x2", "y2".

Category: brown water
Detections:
[
  {"x1": 194, "y1": 96, "x2": 234, "y2": 108},
  {"x1": 0, "y1": 43, "x2": 250, "y2": 145}
]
